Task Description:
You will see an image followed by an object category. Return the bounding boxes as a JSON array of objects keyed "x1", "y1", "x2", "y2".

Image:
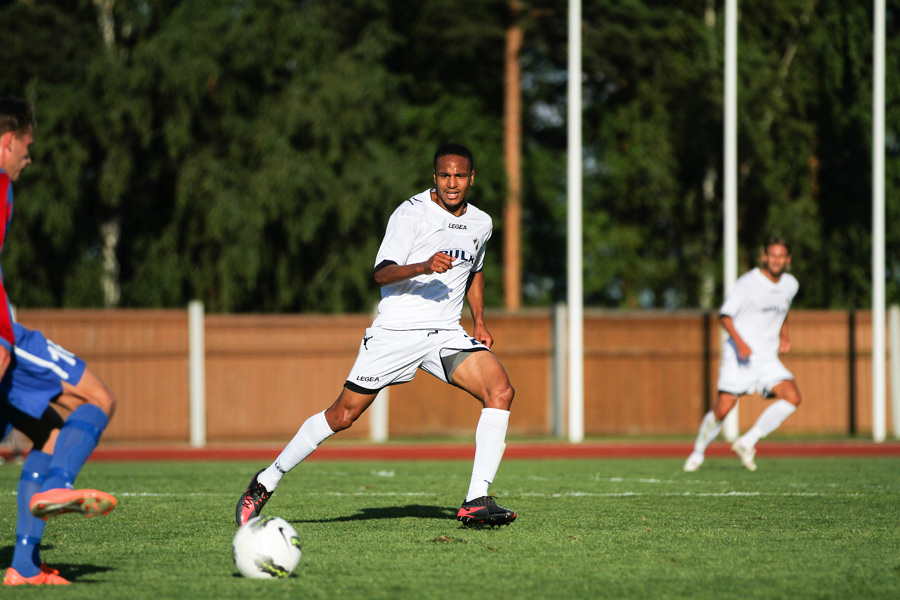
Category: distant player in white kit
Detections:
[
  {"x1": 684, "y1": 238, "x2": 801, "y2": 472},
  {"x1": 236, "y1": 143, "x2": 516, "y2": 527}
]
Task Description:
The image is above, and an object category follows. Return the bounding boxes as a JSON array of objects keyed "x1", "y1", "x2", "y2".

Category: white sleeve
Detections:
[
  {"x1": 374, "y1": 205, "x2": 421, "y2": 268},
  {"x1": 718, "y1": 279, "x2": 746, "y2": 318},
  {"x1": 473, "y1": 227, "x2": 492, "y2": 272}
]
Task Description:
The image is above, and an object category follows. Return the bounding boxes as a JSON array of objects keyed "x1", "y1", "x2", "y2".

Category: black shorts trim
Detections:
[
  {"x1": 344, "y1": 381, "x2": 381, "y2": 395},
  {"x1": 343, "y1": 380, "x2": 408, "y2": 395}
]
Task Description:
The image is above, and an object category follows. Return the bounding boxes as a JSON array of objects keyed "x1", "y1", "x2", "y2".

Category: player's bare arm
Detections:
[
  {"x1": 0, "y1": 345, "x2": 10, "y2": 378},
  {"x1": 465, "y1": 270, "x2": 493, "y2": 349},
  {"x1": 720, "y1": 315, "x2": 752, "y2": 360},
  {"x1": 779, "y1": 316, "x2": 792, "y2": 354},
  {"x1": 373, "y1": 252, "x2": 455, "y2": 286}
]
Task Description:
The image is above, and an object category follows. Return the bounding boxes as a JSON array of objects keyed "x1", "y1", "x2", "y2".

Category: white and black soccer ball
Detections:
[{"x1": 233, "y1": 515, "x2": 302, "y2": 579}]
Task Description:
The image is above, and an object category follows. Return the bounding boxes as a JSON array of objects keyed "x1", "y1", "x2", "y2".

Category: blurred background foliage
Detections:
[{"x1": 0, "y1": 0, "x2": 897, "y2": 312}]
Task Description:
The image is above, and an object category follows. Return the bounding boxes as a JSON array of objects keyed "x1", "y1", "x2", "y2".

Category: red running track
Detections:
[{"x1": 3, "y1": 440, "x2": 897, "y2": 463}]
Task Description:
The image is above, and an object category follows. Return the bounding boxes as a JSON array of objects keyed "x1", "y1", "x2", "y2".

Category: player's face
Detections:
[
  {"x1": 432, "y1": 155, "x2": 474, "y2": 216},
  {"x1": 0, "y1": 126, "x2": 33, "y2": 182},
  {"x1": 762, "y1": 243, "x2": 791, "y2": 278}
]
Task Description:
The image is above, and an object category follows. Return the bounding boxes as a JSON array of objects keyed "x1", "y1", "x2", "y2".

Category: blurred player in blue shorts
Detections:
[{"x1": 0, "y1": 98, "x2": 118, "y2": 586}]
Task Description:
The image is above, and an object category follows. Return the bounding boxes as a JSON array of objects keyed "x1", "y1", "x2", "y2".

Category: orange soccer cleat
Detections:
[
  {"x1": 4, "y1": 565, "x2": 70, "y2": 585},
  {"x1": 30, "y1": 488, "x2": 117, "y2": 520}
]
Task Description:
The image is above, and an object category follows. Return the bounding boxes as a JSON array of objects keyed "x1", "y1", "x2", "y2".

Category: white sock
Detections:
[
  {"x1": 692, "y1": 411, "x2": 723, "y2": 455},
  {"x1": 738, "y1": 400, "x2": 796, "y2": 448},
  {"x1": 258, "y1": 411, "x2": 334, "y2": 492},
  {"x1": 465, "y1": 408, "x2": 510, "y2": 502}
]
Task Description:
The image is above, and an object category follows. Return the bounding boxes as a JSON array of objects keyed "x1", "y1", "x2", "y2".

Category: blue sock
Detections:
[
  {"x1": 11, "y1": 450, "x2": 51, "y2": 577},
  {"x1": 40, "y1": 404, "x2": 108, "y2": 492}
]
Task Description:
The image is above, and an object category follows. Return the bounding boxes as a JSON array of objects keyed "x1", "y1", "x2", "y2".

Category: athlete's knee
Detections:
[
  {"x1": 325, "y1": 410, "x2": 354, "y2": 432},
  {"x1": 84, "y1": 385, "x2": 117, "y2": 418},
  {"x1": 75, "y1": 369, "x2": 118, "y2": 417},
  {"x1": 96, "y1": 388, "x2": 117, "y2": 416},
  {"x1": 484, "y1": 381, "x2": 514, "y2": 411},
  {"x1": 712, "y1": 395, "x2": 736, "y2": 421},
  {"x1": 324, "y1": 403, "x2": 363, "y2": 432},
  {"x1": 783, "y1": 387, "x2": 802, "y2": 407}
]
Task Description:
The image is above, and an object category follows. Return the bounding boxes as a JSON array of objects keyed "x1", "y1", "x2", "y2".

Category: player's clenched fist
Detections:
[{"x1": 423, "y1": 252, "x2": 454, "y2": 274}]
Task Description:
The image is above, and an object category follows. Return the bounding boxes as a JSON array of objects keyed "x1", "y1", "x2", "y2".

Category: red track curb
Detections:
[{"x1": 4, "y1": 440, "x2": 897, "y2": 463}]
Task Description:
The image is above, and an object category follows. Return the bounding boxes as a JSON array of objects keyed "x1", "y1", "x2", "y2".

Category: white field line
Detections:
[
  {"x1": 3, "y1": 471, "x2": 893, "y2": 499},
  {"x1": 520, "y1": 491, "x2": 837, "y2": 498},
  {"x1": 0, "y1": 490, "x2": 878, "y2": 499}
]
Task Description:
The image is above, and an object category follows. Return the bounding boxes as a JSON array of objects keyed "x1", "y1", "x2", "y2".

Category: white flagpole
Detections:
[
  {"x1": 872, "y1": 0, "x2": 886, "y2": 442},
  {"x1": 722, "y1": 0, "x2": 740, "y2": 441},
  {"x1": 567, "y1": 0, "x2": 584, "y2": 443}
]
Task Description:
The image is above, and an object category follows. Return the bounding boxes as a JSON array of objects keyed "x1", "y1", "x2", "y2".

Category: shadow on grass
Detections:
[
  {"x1": 0, "y1": 545, "x2": 113, "y2": 582},
  {"x1": 0, "y1": 544, "x2": 20, "y2": 565},
  {"x1": 292, "y1": 504, "x2": 455, "y2": 524}
]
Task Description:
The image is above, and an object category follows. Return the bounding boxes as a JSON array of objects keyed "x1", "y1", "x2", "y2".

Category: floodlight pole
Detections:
[
  {"x1": 872, "y1": 0, "x2": 886, "y2": 442},
  {"x1": 567, "y1": 0, "x2": 584, "y2": 443},
  {"x1": 722, "y1": 0, "x2": 740, "y2": 441}
]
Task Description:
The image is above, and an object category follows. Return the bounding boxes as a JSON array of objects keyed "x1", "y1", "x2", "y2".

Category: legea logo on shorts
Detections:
[{"x1": 356, "y1": 376, "x2": 380, "y2": 382}]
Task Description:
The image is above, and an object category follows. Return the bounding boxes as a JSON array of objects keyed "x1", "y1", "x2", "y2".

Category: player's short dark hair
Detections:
[
  {"x1": 764, "y1": 236, "x2": 791, "y2": 255},
  {"x1": 0, "y1": 97, "x2": 35, "y2": 136},
  {"x1": 434, "y1": 143, "x2": 474, "y2": 172}
]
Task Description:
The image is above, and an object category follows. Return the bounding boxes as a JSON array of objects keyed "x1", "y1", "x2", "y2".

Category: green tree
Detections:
[
  {"x1": 529, "y1": 0, "x2": 898, "y2": 310},
  {"x1": 1, "y1": 0, "x2": 897, "y2": 314},
  {"x1": 4, "y1": 0, "x2": 509, "y2": 312},
  {"x1": 0, "y1": 1, "x2": 106, "y2": 308},
  {"x1": 578, "y1": 1, "x2": 723, "y2": 308}
]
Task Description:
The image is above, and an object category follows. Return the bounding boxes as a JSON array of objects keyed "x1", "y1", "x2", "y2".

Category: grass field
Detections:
[{"x1": 1, "y1": 456, "x2": 898, "y2": 599}]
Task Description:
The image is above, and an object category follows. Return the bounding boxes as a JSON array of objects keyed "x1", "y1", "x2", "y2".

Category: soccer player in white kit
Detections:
[
  {"x1": 684, "y1": 238, "x2": 802, "y2": 472},
  {"x1": 237, "y1": 143, "x2": 517, "y2": 527}
]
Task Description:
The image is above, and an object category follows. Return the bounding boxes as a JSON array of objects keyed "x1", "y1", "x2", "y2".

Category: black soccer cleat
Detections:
[
  {"x1": 235, "y1": 469, "x2": 273, "y2": 526},
  {"x1": 457, "y1": 496, "x2": 516, "y2": 528}
]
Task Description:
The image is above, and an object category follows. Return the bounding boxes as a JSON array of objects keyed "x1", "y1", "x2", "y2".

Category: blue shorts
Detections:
[{"x1": 0, "y1": 323, "x2": 86, "y2": 432}]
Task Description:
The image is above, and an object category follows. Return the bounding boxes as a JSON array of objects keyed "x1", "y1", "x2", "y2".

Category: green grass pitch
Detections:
[{"x1": 1, "y1": 456, "x2": 898, "y2": 599}]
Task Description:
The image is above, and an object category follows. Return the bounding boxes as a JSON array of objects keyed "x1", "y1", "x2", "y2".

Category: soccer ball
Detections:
[{"x1": 232, "y1": 515, "x2": 302, "y2": 579}]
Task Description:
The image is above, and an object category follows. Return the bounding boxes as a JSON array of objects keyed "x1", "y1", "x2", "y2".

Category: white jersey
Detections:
[
  {"x1": 371, "y1": 189, "x2": 492, "y2": 331},
  {"x1": 720, "y1": 267, "x2": 799, "y2": 360}
]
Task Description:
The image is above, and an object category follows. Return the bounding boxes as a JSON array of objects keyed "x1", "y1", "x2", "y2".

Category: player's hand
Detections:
[
  {"x1": 473, "y1": 322, "x2": 494, "y2": 349},
  {"x1": 736, "y1": 339, "x2": 752, "y2": 361},
  {"x1": 0, "y1": 346, "x2": 10, "y2": 379},
  {"x1": 779, "y1": 339, "x2": 792, "y2": 354},
  {"x1": 423, "y1": 252, "x2": 454, "y2": 274}
]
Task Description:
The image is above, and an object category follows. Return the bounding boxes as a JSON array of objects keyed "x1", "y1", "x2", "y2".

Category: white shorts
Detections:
[
  {"x1": 717, "y1": 353, "x2": 794, "y2": 398},
  {"x1": 345, "y1": 326, "x2": 489, "y2": 393}
]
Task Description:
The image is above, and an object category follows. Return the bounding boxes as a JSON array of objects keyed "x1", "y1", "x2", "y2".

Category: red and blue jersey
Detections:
[{"x1": 0, "y1": 170, "x2": 16, "y2": 352}]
